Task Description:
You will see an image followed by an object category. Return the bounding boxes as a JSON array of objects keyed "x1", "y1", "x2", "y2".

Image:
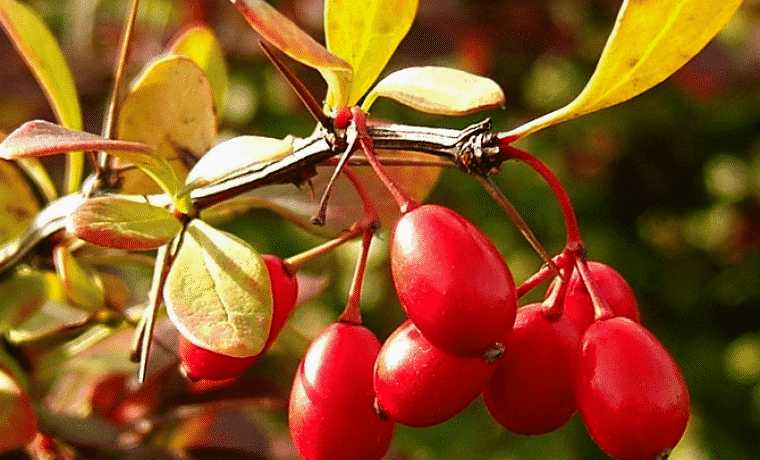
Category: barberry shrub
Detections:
[{"x1": 0, "y1": 0, "x2": 749, "y2": 459}]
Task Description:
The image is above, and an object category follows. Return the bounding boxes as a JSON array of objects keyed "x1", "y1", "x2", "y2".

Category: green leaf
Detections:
[
  {"x1": 0, "y1": 159, "x2": 40, "y2": 245},
  {"x1": 67, "y1": 196, "x2": 183, "y2": 251},
  {"x1": 0, "y1": 0, "x2": 84, "y2": 193},
  {"x1": 505, "y1": 0, "x2": 744, "y2": 139},
  {"x1": 53, "y1": 245, "x2": 106, "y2": 312},
  {"x1": 184, "y1": 135, "x2": 294, "y2": 189},
  {"x1": 325, "y1": 0, "x2": 418, "y2": 107},
  {"x1": 168, "y1": 26, "x2": 229, "y2": 119},
  {"x1": 117, "y1": 55, "x2": 216, "y2": 202},
  {"x1": 0, "y1": 266, "x2": 58, "y2": 333},
  {"x1": 230, "y1": 0, "x2": 353, "y2": 108},
  {"x1": 164, "y1": 219, "x2": 273, "y2": 358},
  {"x1": 363, "y1": 66, "x2": 505, "y2": 115}
]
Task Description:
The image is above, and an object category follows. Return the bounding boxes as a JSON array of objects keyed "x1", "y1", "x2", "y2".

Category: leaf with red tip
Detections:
[
  {"x1": 324, "y1": 0, "x2": 418, "y2": 107},
  {"x1": 505, "y1": 0, "x2": 743, "y2": 139},
  {"x1": 0, "y1": 120, "x2": 150, "y2": 160},
  {"x1": 0, "y1": 369, "x2": 37, "y2": 453},
  {"x1": 67, "y1": 196, "x2": 183, "y2": 251},
  {"x1": 364, "y1": 66, "x2": 505, "y2": 115},
  {"x1": 164, "y1": 219, "x2": 273, "y2": 358},
  {"x1": 230, "y1": 0, "x2": 353, "y2": 107}
]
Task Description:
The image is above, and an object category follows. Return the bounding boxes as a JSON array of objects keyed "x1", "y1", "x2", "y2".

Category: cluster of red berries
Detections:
[{"x1": 178, "y1": 203, "x2": 690, "y2": 460}]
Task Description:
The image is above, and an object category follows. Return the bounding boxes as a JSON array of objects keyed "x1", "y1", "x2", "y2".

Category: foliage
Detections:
[{"x1": 0, "y1": 0, "x2": 757, "y2": 459}]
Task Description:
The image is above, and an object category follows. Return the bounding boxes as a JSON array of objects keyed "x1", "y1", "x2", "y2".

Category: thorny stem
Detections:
[
  {"x1": 96, "y1": 0, "x2": 141, "y2": 188},
  {"x1": 497, "y1": 139, "x2": 582, "y2": 246},
  {"x1": 475, "y1": 174, "x2": 560, "y2": 275},
  {"x1": 351, "y1": 107, "x2": 418, "y2": 214}
]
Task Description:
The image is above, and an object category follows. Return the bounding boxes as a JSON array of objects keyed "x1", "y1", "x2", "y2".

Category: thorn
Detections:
[{"x1": 259, "y1": 40, "x2": 330, "y2": 129}]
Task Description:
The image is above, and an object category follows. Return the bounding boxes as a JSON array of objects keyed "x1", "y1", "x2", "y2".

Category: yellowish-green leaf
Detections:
[
  {"x1": 164, "y1": 219, "x2": 273, "y2": 358},
  {"x1": 67, "y1": 196, "x2": 183, "y2": 251},
  {"x1": 53, "y1": 245, "x2": 106, "y2": 312},
  {"x1": 185, "y1": 135, "x2": 294, "y2": 189},
  {"x1": 0, "y1": 0, "x2": 84, "y2": 193},
  {"x1": 363, "y1": 66, "x2": 505, "y2": 115},
  {"x1": 0, "y1": 266, "x2": 59, "y2": 333},
  {"x1": 325, "y1": 0, "x2": 417, "y2": 107},
  {"x1": 0, "y1": 159, "x2": 39, "y2": 245},
  {"x1": 0, "y1": 369, "x2": 37, "y2": 453},
  {"x1": 505, "y1": 0, "x2": 744, "y2": 139},
  {"x1": 117, "y1": 56, "x2": 216, "y2": 201},
  {"x1": 168, "y1": 26, "x2": 229, "y2": 119},
  {"x1": 230, "y1": 0, "x2": 353, "y2": 108}
]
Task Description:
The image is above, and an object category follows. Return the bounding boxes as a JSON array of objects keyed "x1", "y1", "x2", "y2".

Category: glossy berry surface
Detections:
[
  {"x1": 575, "y1": 316, "x2": 690, "y2": 460},
  {"x1": 390, "y1": 204, "x2": 517, "y2": 357},
  {"x1": 374, "y1": 320, "x2": 498, "y2": 427},
  {"x1": 179, "y1": 255, "x2": 299, "y2": 381},
  {"x1": 289, "y1": 322, "x2": 394, "y2": 460},
  {"x1": 557, "y1": 261, "x2": 640, "y2": 333},
  {"x1": 482, "y1": 303, "x2": 579, "y2": 435}
]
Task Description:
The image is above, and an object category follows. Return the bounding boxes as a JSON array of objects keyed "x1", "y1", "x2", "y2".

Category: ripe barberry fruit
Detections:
[
  {"x1": 289, "y1": 322, "x2": 395, "y2": 460},
  {"x1": 482, "y1": 303, "x2": 579, "y2": 435},
  {"x1": 575, "y1": 316, "x2": 690, "y2": 460},
  {"x1": 179, "y1": 255, "x2": 298, "y2": 381},
  {"x1": 373, "y1": 320, "x2": 499, "y2": 427},
  {"x1": 390, "y1": 204, "x2": 517, "y2": 357},
  {"x1": 553, "y1": 261, "x2": 640, "y2": 333}
]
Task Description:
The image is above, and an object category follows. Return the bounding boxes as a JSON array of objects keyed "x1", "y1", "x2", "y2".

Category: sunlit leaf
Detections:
[
  {"x1": 0, "y1": 120, "x2": 151, "y2": 159},
  {"x1": 165, "y1": 219, "x2": 273, "y2": 358},
  {"x1": 0, "y1": 0, "x2": 84, "y2": 193},
  {"x1": 230, "y1": 0, "x2": 353, "y2": 107},
  {"x1": 505, "y1": 0, "x2": 744, "y2": 139},
  {"x1": 0, "y1": 159, "x2": 40, "y2": 245},
  {"x1": 0, "y1": 266, "x2": 58, "y2": 332},
  {"x1": 324, "y1": 0, "x2": 417, "y2": 107},
  {"x1": 117, "y1": 55, "x2": 216, "y2": 196},
  {"x1": 0, "y1": 369, "x2": 37, "y2": 453},
  {"x1": 185, "y1": 135, "x2": 294, "y2": 189},
  {"x1": 363, "y1": 66, "x2": 505, "y2": 115},
  {"x1": 168, "y1": 26, "x2": 229, "y2": 119},
  {"x1": 53, "y1": 245, "x2": 106, "y2": 312},
  {"x1": 67, "y1": 196, "x2": 183, "y2": 251}
]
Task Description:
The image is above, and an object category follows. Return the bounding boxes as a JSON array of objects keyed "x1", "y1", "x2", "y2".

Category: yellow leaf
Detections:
[
  {"x1": 0, "y1": 159, "x2": 39, "y2": 245},
  {"x1": 505, "y1": 0, "x2": 744, "y2": 139},
  {"x1": 53, "y1": 245, "x2": 106, "y2": 312},
  {"x1": 164, "y1": 219, "x2": 273, "y2": 358},
  {"x1": 324, "y1": 0, "x2": 418, "y2": 107}
]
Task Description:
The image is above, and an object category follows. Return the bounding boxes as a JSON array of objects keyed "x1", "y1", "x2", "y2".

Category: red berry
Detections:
[
  {"x1": 552, "y1": 261, "x2": 640, "y2": 333},
  {"x1": 482, "y1": 303, "x2": 579, "y2": 435},
  {"x1": 333, "y1": 107, "x2": 352, "y2": 129},
  {"x1": 179, "y1": 255, "x2": 298, "y2": 381},
  {"x1": 390, "y1": 204, "x2": 517, "y2": 357},
  {"x1": 575, "y1": 316, "x2": 690, "y2": 460},
  {"x1": 289, "y1": 322, "x2": 395, "y2": 460},
  {"x1": 373, "y1": 320, "x2": 499, "y2": 427}
]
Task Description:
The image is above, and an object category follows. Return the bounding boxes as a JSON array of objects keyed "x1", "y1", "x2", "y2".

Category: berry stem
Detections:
[
  {"x1": 351, "y1": 107, "x2": 418, "y2": 214},
  {"x1": 475, "y1": 174, "x2": 560, "y2": 275},
  {"x1": 541, "y1": 266, "x2": 570, "y2": 322},
  {"x1": 338, "y1": 225, "x2": 375, "y2": 325},
  {"x1": 516, "y1": 250, "x2": 573, "y2": 298},
  {"x1": 574, "y1": 254, "x2": 615, "y2": 321},
  {"x1": 496, "y1": 139, "x2": 582, "y2": 246}
]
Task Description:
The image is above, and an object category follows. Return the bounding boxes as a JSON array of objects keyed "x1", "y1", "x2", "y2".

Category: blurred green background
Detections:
[{"x1": 3, "y1": 0, "x2": 760, "y2": 459}]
